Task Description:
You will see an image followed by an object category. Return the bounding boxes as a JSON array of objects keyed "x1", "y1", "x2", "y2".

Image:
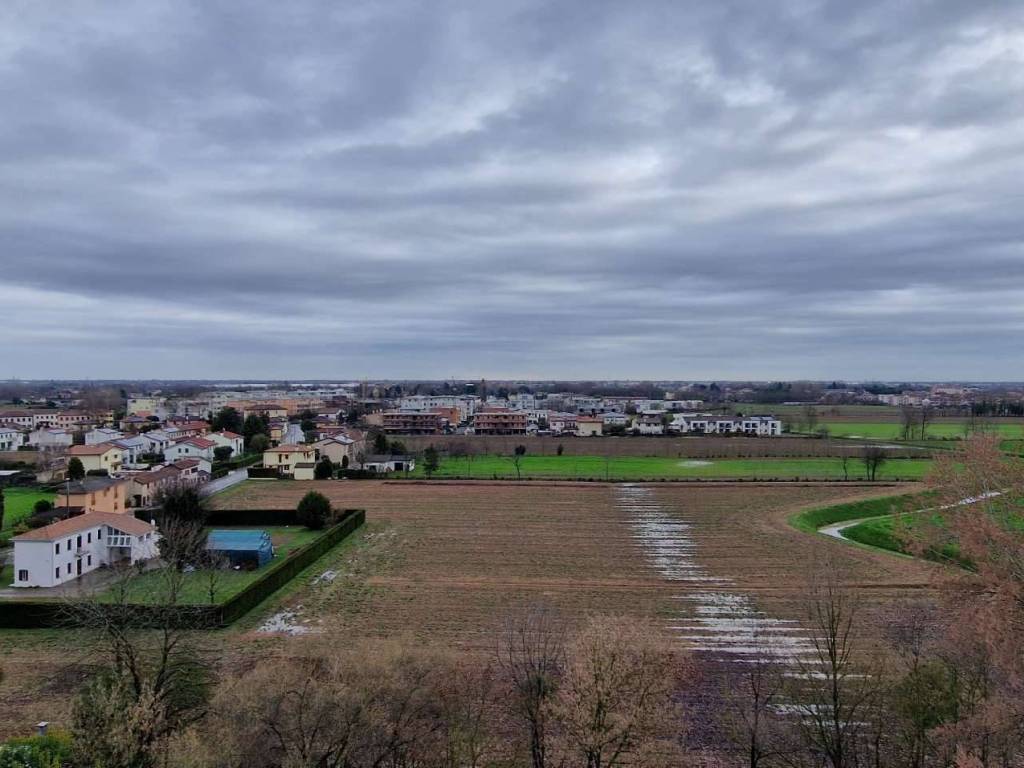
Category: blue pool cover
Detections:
[{"x1": 206, "y1": 529, "x2": 274, "y2": 567}]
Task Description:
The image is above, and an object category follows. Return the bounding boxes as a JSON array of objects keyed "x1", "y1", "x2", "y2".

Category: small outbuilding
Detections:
[{"x1": 205, "y1": 529, "x2": 274, "y2": 569}]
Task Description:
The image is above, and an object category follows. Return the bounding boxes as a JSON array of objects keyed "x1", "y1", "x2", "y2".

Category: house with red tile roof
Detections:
[{"x1": 11, "y1": 512, "x2": 159, "y2": 588}]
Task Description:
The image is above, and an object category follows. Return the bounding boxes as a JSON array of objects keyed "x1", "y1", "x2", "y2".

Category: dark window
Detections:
[
  {"x1": 77, "y1": 535, "x2": 82, "y2": 548},
  {"x1": 98, "y1": 528, "x2": 103, "y2": 540},
  {"x1": 87, "y1": 532, "x2": 92, "y2": 543},
  {"x1": 55, "y1": 543, "x2": 60, "y2": 554},
  {"x1": 67, "y1": 539, "x2": 71, "y2": 549},
  {"x1": 66, "y1": 563, "x2": 71, "y2": 574},
  {"x1": 55, "y1": 568, "x2": 60, "y2": 579},
  {"x1": 18, "y1": 570, "x2": 28, "y2": 582},
  {"x1": 87, "y1": 555, "x2": 92, "y2": 566}
]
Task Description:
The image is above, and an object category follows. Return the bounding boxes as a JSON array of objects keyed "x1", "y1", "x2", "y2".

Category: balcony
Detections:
[{"x1": 106, "y1": 534, "x2": 133, "y2": 547}]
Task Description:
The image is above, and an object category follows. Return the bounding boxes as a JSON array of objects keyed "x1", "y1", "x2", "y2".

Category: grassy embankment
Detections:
[{"x1": 414, "y1": 455, "x2": 933, "y2": 481}]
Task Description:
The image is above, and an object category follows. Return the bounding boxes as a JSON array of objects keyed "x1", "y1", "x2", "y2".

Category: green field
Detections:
[
  {"x1": 414, "y1": 454, "x2": 933, "y2": 481},
  {"x1": 0, "y1": 488, "x2": 56, "y2": 544},
  {"x1": 820, "y1": 421, "x2": 1024, "y2": 440},
  {"x1": 101, "y1": 526, "x2": 322, "y2": 605}
]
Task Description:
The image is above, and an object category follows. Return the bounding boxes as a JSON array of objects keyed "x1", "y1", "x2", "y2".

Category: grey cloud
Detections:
[{"x1": 1, "y1": 0, "x2": 1023, "y2": 378}]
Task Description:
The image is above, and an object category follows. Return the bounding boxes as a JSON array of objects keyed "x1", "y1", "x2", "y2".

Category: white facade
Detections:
[
  {"x1": 111, "y1": 435, "x2": 150, "y2": 465},
  {"x1": 12, "y1": 514, "x2": 160, "y2": 588},
  {"x1": 207, "y1": 431, "x2": 245, "y2": 457},
  {"x1": 163, "y1": 439, "x2": 215, "y2": 462},
  {"x1": 28, "y1": 428, "x2": 74, "y2": 448},
  {"x1": 0, "y1": 428, "x2": 24, "y2": 451},
  {"x1": 85, "y1": 428, "x2": 125, "y2": 445},
  {"x1": 398, "y1": 395, "x2": 478, "y2": 423}
]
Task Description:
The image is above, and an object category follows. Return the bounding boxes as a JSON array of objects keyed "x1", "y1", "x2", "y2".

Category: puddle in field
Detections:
[
  {"x1": 620, "y1": 484, "x2": 815, "y2": 663},
  {"x1": 258, "y1": 609, "x2": 315, "y2": 636}
]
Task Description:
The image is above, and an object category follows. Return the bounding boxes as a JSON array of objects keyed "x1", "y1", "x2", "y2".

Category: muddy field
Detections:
[{"x1": 0, "y1": 480, "x2": 935, "y2": 737}]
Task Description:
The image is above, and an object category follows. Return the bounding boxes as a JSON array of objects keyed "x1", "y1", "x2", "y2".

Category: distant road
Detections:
[{"x1": 201, "y1": 469, "x2": 247, "y2": 497}]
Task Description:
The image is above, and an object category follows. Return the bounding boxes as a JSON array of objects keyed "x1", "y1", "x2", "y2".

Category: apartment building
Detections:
[{"x1": 473, "y1": 408, "x2": 528, "y2": 435}]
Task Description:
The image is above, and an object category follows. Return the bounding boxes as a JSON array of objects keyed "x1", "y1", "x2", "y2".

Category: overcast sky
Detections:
[{"x1": 2, "y1": 1, "x2": 1023, "y2": 381}]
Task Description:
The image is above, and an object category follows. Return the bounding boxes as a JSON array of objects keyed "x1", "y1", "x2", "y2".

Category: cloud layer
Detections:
[{"x1": 2, "y1": 0, "x2": 1023, "y2": 379}]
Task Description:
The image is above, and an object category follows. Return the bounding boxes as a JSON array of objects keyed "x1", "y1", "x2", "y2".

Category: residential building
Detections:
[
  {"x1": 312, "y1": 435, "x2": 356, "y2": 465},
  {"x1": 207, "y1": 430, "x2": 245, "y2": 458},
  {"x1": 11, "y1": 512, "x2": 160, "y2": 588},
  {"x1": 0, "y1": 427, "x2": 24, "y2": 451},
  {"x1": 54, "y1": 477, "x2": 129, "y2": 514},
  {"x1": 473, "y1": 408, "x2": 528, "y2": 435},
  {"x1": 126, "y1": 466, "x2": 180, "y2": 508},
  {"x1": 0, "y1": 410, "x2": 34, "y2": 429},
  {"x1": 382, "y1": 411, "x2": 444, "y2": 434},
  {"x1": 171, "y1": 458, "x2": 211, "y2": 482},
  {"x1": 361, "y1": 454, "x2": 415, "y2": 473},
  {"x1": 635, "y1": 411, "x2": 666, "y2": 435},
  {"x1": 163, "y1": 437, "x2": 217, "y2": 463},
  {"x1": 67, "y1": 443, "x2": 123, "y2": 474},
  {"x1": 741, "y1": 416, "x2": 783, "y2": 436},
  {"x1": 602, "y1": 412, "x2": 630, "y2": 427},
  {"x1": 576, "y1": 416, "x2": 604, "y2": 437},
  {"x1": 28, "y1": 428, "x2": 74, "y2": 448},
  {"x1": 85, "y1": 427, "x2": 125, "y2": 445},
  {"x1": 110, "y1": 435, "x2": 151, "y2": 465},
  {"x1": 262, "y1": 444, "x2": 316, "y2": 477}
]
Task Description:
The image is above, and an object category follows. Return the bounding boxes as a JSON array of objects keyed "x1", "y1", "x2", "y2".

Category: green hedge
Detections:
[
  {"x1": 218, "y1": 509, "x2": 364, "y2": 625},
  {"x1": 0, "y1": 510, "x2": 365, "y2": 629}
]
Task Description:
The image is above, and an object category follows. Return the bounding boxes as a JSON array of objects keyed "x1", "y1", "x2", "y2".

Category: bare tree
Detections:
[
  {"x1": 862, "y1": 446, "x2": 887, "y2": 481},
  {"x1": 555, "y1": 616, "x2": 683, "y2": 768},
  {"x1": 498, "y1": 606, "x2": 565, "y2": 768},
  {"x1": 511, "y1": 444, "x2": 527, "y2": 481},
  {"x1": 723, "y1": 636, "x2": 789, "y2": 768},
  {"x1": 803, "y1": 405, "x2": 820, "y2": 435},
  {"x1": 67, "y1": 566, "x2": 214, "y2": 768},
  {"x1": 792, "y1": 573, "x2": 878, "y2": 768},
  {"x1": 839, "y1": 453, "x2": 852, "y2": 481}
]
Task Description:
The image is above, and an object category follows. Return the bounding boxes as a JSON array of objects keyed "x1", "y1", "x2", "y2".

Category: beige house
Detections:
[
  {"x1": 263, "y1": 444, "x2": 316, "y2": 477},
  {"x1": 576, "y1": 416, "x2": 604, "y2": 437},
  {"x1": 312, "y1": 435, "x2": 355, "y2": 465},
  {"x1": 67, "y1": 443, "x2": 123, "y2": 474},
  {"x1": 56, "y1": 477, "x2": 129, "y2": 514}
]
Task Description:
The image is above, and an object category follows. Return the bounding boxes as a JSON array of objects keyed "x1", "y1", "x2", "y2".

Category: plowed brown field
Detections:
[{"x1": 0, "y1": 480, "x2": 935, "y2": 737}]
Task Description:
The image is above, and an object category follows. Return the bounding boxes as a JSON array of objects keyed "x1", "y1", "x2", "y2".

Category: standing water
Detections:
[{"x1": 620, "y1": 484, "x2": 815, "y2": 663}]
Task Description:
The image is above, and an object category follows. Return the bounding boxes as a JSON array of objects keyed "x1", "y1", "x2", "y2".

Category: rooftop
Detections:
[{"x1": 14, "y1": 511, "x2": 155, "y2": 542}]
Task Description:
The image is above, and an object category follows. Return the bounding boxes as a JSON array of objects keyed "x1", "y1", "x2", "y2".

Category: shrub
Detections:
[
  {"x1": 314, "y1": 456, "x2": 334, "y2": 480},
  {"x1": 213, "y1": 446, "x2": 234, "y2": 462},
  {"x1": 0, "y1": 730, "x2": 73, "y2": 768},
  {"x1": 66, "y1": 457, "x2": 85, "y2": 481},
  {"x1": 296, "y1": 491, "x2": 331, "y2": 530},
  {"x1": 33, "y1": 499, "x2": 53, "y2": 515}
]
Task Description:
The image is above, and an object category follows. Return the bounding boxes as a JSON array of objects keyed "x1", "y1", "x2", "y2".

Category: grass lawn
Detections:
[
  {"x1": 821, "y1": 421, "x2": 1024, "y2": 440},
  {"x1": 101, "y1": 525, "x2": 323, "y2": 605},
  {"x1": 413, "y1": 454, "x2": 933, "y2": 481},
  {"x1": 0, "y1": 488, "x2": 56, "y2": 544}
]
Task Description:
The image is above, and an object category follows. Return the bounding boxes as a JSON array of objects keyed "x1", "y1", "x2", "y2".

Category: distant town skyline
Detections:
[{"x1": 2, "y1": 1, "x2": 1023, "y2": 379}]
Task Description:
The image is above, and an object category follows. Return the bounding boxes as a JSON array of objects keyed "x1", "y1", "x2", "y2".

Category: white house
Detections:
[
  {"x1": 85, "y1": 427, "x2": 125, "y2": 445},
  {"x1": 110, "y1": 435, "x2": 151, "y2": 465},
  {"x1": 0, "y1": 427, "x2": 25, "y2": 451},
  {"x1": 163, "y1": 436, "x2": 217, "y2": 463},
  {"x1": 136, "y1": 430, "x2": 176, "y2": 454},
  {"x1": 28, "y1": 428, "x2": 74, "y2": 448},
  {"x1": 741, "y1": 416, "x2": 782, "y2": 436},
  {"x1": 207, "y1": 430, "x2": 244, "y2": 458},
  {"x1": 634, "y1": 411, "x2": 666, "y2": 435},
  {"x1": 11, "y1": 512, "x2": 160, "y2": 588},
  {"x1": 361, "y1": 454, "x2": 415, "y2": 473}
]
